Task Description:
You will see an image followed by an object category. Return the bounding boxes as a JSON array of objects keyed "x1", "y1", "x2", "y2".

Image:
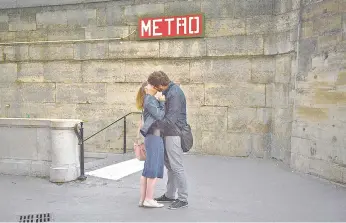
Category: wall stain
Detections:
[
  {"x1": 314, "y1": 89, "x2": 346, "y2": 104},
  {"x1": 297, "y1": 106, "x2": 329, "y2": 121},
  {"x1": 336, "y1": 72, "x2": 346, "y2": 86}
]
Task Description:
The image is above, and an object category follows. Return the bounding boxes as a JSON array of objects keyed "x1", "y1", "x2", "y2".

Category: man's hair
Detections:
[{"x1": 148, "y1": 71, "x2": 170, "y2": 87}]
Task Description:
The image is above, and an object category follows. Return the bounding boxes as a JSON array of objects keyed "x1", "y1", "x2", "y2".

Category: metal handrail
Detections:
[
  {"x1": 76, "y1": 111, "x2": 142, "y2": 181},
  {"x1": 84, "y1": 112, "x2": 142, "y2": 142}
]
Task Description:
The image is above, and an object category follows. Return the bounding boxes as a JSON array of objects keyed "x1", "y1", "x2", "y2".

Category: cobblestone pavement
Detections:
[{"x1": 1, "y1": 154, "x2": 346, "y2": 222}]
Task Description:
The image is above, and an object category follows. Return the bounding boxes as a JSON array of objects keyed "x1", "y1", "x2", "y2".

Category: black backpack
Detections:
[{"x1": 179, "y1": 124, "x2": 193, "y2": 152}]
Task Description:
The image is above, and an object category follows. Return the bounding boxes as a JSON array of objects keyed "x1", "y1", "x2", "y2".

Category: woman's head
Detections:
[{"x1": 136, "y1": 82, "x2": 158, "y2": 110}]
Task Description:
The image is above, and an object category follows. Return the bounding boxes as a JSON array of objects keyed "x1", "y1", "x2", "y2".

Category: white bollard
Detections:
[{"x1": 49, "y1": 119, "x2": 82, "y2": 183}]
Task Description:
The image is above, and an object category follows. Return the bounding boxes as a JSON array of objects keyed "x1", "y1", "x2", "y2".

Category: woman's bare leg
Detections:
[
  {"x1": 140, "y1": 176, "x2": 147, "y2": 204},
  {"x1": 145, "y1": 178, "x2": 157, "y2": 200}
]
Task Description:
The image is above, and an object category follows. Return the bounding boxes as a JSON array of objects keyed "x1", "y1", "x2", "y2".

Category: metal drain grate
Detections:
[{"x1": 18, "y1": 213, "x2": 52, "y2": 222}]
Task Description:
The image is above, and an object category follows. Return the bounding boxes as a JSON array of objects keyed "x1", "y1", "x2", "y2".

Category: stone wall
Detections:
[
  {"x1": 0, "y1": 0, "x2": 345, "y2": 183},
  {"x1": 290, "y1": 0, "x2": 346, "y2": 184}
]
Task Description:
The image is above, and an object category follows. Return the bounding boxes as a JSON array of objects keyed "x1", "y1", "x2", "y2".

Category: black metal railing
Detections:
[{"x1": 74, "y1": 112, "x2": 142, "y2": 181}]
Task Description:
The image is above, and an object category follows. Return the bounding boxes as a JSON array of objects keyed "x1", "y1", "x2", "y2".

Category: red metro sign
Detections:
[{"x1": 138, "y1": 14, "x2": 204, "y2": 40}]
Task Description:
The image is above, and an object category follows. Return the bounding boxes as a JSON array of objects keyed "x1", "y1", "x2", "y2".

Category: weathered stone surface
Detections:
[
  {"x1": 205, "y1": 83, "x2": 266, "y2": 107},
  {"x1": 47, "y1": 28, "x2": 85, "y2": 41},
  {"x1": 109, "y1": 41, "x2": 159, "y2": 58},
  {"x1": 85, "y1": 26, "x2": 129, "y2": 39},
  {"x1": 19, "y1": 103, "x2": 77, "y2": 119},
  {"x1": 228, "y1": 107, "x2": 271, "y2": 133},
  {"x1": 206, "y1": 19, "x2": 246, "y2": 37},
  {"x1": 15, "y1": 30, "x2": 47, "y2": 42},
  {"x1": 44, "y1": 62, "x2": 82, "y2": 83},
  {"x1": 265, "y1": 84, "x2": 273, "y2": 107},
  {"x1": 246, "y1": 15, "x2": 273, "y2": 35},
  {"x1": 66, "y1": 9, "x2": 97, "y2": 27},
  {"x1": 317, "y1": 33, "x2": 343, "y2": 52},
  {"x1": 235, "y1": 0, "x2": 274, "y2": 18},
  {"x1": 106, "y1": 4, "x2": 125, "y2": 26},
  {"x1": 274, "y1": 0, "x2": 297, "y2": 15},
  {"x1": 106, "y1": 83, "x2": 140, "y2": 105},
  {"x1": 36, "y1": 10, "x2": 68, "y2": 28},
  {"x1": 125, "y1": 60, "x2": 190, "y2": 83},
  {"x1": 82, "y1": 61, "x2": 125, "y2": 83},
  {"x1": 18, "y1": 62, "x2": 44, "y2": 82},
  {"x1": 17, "y1": 83, "x2": 56, "y2": 103},
  {"x1": 124, "y1": 3, "x2": 164, "y2": 25},
  {"x1": 190, "y1": 58, "x2": 251, "y2": 83},
  {"x1": 313, "y1": 14, "x2": 342, "y2": 35},
  {"x1": 3, "y1": 45, "x2": 29, "y2": 61},
  {"x1": 264, "y1": 32, "x2": 295, "y2": 55},
  {"x1": 29, "y1": 44, "x2": 74, "y2": 61},
  {"x1": 251, "y1": 133, "x2": 271, "y2": 158},
  {"x1": 275, "y1": 10, "x2": 299, "y2": 33},
  {"x1": 0, "y1": 31, "x2": 15, "y2": 42},
  {"x1": 8, "y1": 12, "x2": 36, "y2": 31},
  {"x1": 201, "y1": 0, "x2": 235, "y2": 19},
  {"x1": 0, "y1": 63, "x2": 17, "y2": 83},
  {"x1": 251, "y1": 57, "x2": 275, "y2": 84},
  {"x1": 302, "y1": 0, "x2": 339, "y2": 20},
  {"x1": 309, "y1": 158, "x2": 344, "y2": 183},
  {"x1": 74, "y1": 43, "x2": 108, "y2": 60},
  {"x1": 56, "y1": 83, "x2": 106, "y2": 103},
  {"x1": 201, "y1": 132, "x2": 252, "y2": 156},
  {"x1": 160, "y1": 39, "x2": 206, "y2": 58},
  {"x1": 275, "y1": 55, "x2": 292, "y2": 83},
  {"x1": 164, "y1": 1, "x2": 201, "y2": 15},
  {"x1": 207, "y1": 35, "x2": 264, "y2": 56},
  {"x1": 271, "y1": 83, "x2": 290, "y2": 108},
  {"x1": 290, "y1": 152, "x2": 310, "y2": 173},
  {"x1": 0, "y1": 14, "x2": 9, "y2": 32},
  {"x1": 198, "y1": 106, "x2": 227, "y2": 131}
]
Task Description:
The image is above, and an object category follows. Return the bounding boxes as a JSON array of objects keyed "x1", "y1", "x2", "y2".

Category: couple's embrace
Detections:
[{"x1": 135, "y1": 71, "x2": 190, "y2": 210}]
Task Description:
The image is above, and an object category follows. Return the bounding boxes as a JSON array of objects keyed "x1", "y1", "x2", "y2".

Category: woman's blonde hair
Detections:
[{"x1": 136, "y1": 81, "x2": 148, "y2": 110}]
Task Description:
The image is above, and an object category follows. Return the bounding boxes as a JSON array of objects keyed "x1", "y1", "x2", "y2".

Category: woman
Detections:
[{"x1": 135, "y1": 81, "x2": 166, "y2": 208}]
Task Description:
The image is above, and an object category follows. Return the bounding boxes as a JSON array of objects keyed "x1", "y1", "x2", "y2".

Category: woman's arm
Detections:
[{"x1": 144, "y1": 95, "x2": 165, "y2": 121}]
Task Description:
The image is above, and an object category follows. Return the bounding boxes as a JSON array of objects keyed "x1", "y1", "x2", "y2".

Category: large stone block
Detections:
[
  {"x1": 19, "y1": 103, "x2": 77, "y2": 119},
  {"x1": 234, "y1": 0, "x2": 274, "y2": 18},
  {"x1": 74, "y1": 43, "x2": 108, "y2": 60},
  {"x1": 17, "y1": 83, "x2": 56, "y2": 103},
  {"x1": 207, "y1": 35, "x2": 264, "y2": 56},
  {"x1": 82, "y1": 61, "x2": 125, "y2": 83},
  {"x1": 106, "y1": 83, "x2": 140, "y2": 105},
  {"x1": 290, "y1": 152, "x2": 310, "y2": 173},
  {"x1": 275, "y1": 10, "x2": 299, "y2": 33},
  {"x1": 18, "y1": 62, "x2": 44, "y2": 82},
  {"x1": 246, "y1": 15, "x2": 273, "y2": 35},
  {"x1": 160, "y1": 39, "x2": 206, "y2": 58},
  {"x1": 76, "y1": 104, "x2": 131, "y2": 121},
  {"x1": 164, "y1": 1, "x2": 201, "y2": 15},
  {"x1": 264, "y1": 32, "x2": 295, "y2": 55},
  {"x1": 190, "y1": 58, "x2": 251, "y2": 83},
  {"x1": 85, "y1": 26, "x2": 129, "y2": 39},
  {"x1": 66, "y1": 9, "x2": 97, "y2": 27},
  {"x1": 0, "y1": 63, "x2": 17, "y2": 83},
  {"x1": 317, "y1": 33, "x2": 343, "y2": 52},
  {"x1": 15, "y1": 30, "x2": 47, "y2": 42},
  {"x1": 56, "y1": 83, "x2": 106, "y2": 104},
  {"x1": 0, "y1": 14, "x2": 9, "y2": 32},
  {"x1": 0, "y1": 31, "x2": 15, "y2": 42},
  {"x1": 274, "y1": 0, "x2": 297, "y2": 15},
  {"x1": 44, "y1": 62, "x2": 82, "y2": 83},
  {"x1": 302, "y1": 0, "x2": 339, "y2": 20},
  {"x1": 228, "y1": 107, "x2": 271, "y2": 133},
  {"x1": 109, "y1": 41, "x2": 159, "y2": 59},
  {"x1": 205, "y1": 83, "x2": 266, "y2": 107},
  {"x1": 124, "y1": 3, "x2": 164, "y2": 25},
  {"x1": 29, "y1": 44, "x2": 74, "y2": 61},
  {"x1": 47, "y1": 28, "x2": 85, "y2": 41},
  {"x1": 8, "y1": 12, "x2": 36, "y2": 31},
  {"x1": 201, "y1": 0, "x2": 235, "y2": 19},
  {"x1": 266, "y1": 84, "x2": 273, "y2": 107},
  {"x1": 275, "y1": 55, "x2": 292, "y2": 83},
  {"x1": 125, "y1": 60, "x2": 189, "y2": 83},
  {"x1": 206, "y1": 19, "x2": 246, "y2": 37},
  {"x1": 313, "y1": 14, "x2": 342, "y2": 35},
  {"x1": 309, "y1": 158, "x2": 344, "y2": 183},
  {"x1": 251, "y1": 133, "x2": 271, "y2": 158},
  {"x1": 201, "y1": 132, "x2": 252, "y2": 156},
  {"x1": 197, "y1": 106, "x2": 227, "y2": 131},
  {"x1": 271, "y1": 83, "x2": 290, "y2": 108},
  {"x1": 251, "y1": 57, "x2": 275, "y2": 84},
  {"x1": 0, "y1": 83, "x2": 16, "y2": 103},
  {"x1": 3, "y1": 45, "x2": 29, "y2": 61},
  {"x1": 36, "y1": 11, "x2": 68, "y2": 28}
]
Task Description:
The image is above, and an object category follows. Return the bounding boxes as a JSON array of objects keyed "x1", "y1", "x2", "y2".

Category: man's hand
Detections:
[
  {"x1": 145, "y1": 84, "x2": 157, "y2": 96},
  {"x1": 155, "y1": 92, "x2": 166, "y2": 102}
]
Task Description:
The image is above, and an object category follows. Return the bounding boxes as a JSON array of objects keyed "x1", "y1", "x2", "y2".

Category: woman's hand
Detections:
[{"x1": 155, "y1": 92, "x2": 165, "y2": 102}]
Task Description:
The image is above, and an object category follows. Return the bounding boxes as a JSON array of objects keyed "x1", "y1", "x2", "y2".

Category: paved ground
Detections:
[{"x1": 1, "y1": 154, "x2": 346, "y2": 222}]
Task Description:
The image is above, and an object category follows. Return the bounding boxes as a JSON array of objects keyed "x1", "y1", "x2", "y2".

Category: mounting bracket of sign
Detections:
[{"x1": 137, "y1": 13, "x2": 205, "y2": 40}]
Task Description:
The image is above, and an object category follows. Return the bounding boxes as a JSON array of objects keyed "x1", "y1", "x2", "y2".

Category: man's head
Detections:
[{"x1": 148, "y1": 71, "x2": 170, "y2": 92}]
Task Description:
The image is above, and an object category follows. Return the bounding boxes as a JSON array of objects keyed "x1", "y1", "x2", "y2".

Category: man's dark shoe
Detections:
[
  {"x1": 154, "y1": 194, "x2": 176, "y2": 203},
  {"x1": 168, "y1": 200, "x2": 188, "y2": 210}
]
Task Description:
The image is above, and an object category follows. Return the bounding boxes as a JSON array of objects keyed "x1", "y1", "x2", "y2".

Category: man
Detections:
[{"x1": 147, "y1": 71, "x2": 188, "y2": 210}]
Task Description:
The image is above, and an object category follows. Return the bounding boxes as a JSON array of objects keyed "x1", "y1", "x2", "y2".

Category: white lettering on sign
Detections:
[
  {"x1": 152, "y1": 19, "x2": 163, "y2": 36},
  {"x1": 164, "y1": 18, "x2": 174, "y2": 35},
  {"x1": 189, "y1": 16, "x2": 200, "y2": 34},
  {"x1": 177, "y1": 17, "x2": 187, "y2": 35},
  {"x1": 141, "y1": 20, "x2": 151, "y2": 36}
]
